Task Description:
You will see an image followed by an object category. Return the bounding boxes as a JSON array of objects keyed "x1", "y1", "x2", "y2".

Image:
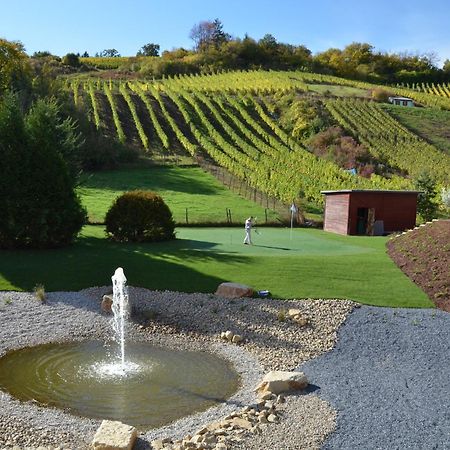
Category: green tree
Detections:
[
  {"x1": 100, "y1": 49, "x2": 120, "y2": 57},
  {"x1": 211, "y1": 19, "x2": 230, "y2": 48},
  {"x1": 415, "y1": 171, "x2": 439, "y2": 222},
  {"x1": 32, "y1": 51, "x2": 54, "y2": 58},
  {"x1": 0, "y1": 38, "x2": 30, "y2": 95},
  {"x1": 62, "y1": 53, "x2": 80, "y2": 67},
  {"x1": 0, "y1": 93, "x2": 86, "y2": 249},
  {"x1": 189, "y1": 19, "x2": 230, "y2": 51},
  {"x1": 137, "y1": 43, "x2": 160, "y2": 57},
  {"x1": 443, "y1": 59, "x2": 450, "y2": 74}
]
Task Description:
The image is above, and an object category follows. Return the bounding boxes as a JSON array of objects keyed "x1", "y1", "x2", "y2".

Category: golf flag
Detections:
[{"x1": 289, "y1": 203, "x2": 297, "y2": 240}]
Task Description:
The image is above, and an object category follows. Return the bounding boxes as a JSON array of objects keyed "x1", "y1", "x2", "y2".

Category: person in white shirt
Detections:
[{"x1": 243, "y1": 216, "x2": 253, "y2": 245}]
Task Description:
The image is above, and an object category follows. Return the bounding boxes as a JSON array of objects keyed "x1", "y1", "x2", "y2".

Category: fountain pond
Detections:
[{"x1": 0, "y1": 268, "x2": 240, "y2": 429}]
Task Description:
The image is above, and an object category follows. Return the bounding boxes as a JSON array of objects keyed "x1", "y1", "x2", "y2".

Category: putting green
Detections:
[{"x1": 176, "y1": 227, "x2": 373, "y2": 256}]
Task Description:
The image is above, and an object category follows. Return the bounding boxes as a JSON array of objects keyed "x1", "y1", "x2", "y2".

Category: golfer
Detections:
[{"x1": 243, "y1": 216, "x2": 253, "y2": 245}]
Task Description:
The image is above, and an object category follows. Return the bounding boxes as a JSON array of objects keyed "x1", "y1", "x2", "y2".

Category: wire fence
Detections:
[{"x1": 196, "y1": 159, "x2": 292, "y2": 224}]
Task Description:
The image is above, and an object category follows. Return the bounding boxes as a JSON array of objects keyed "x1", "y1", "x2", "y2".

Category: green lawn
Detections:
[
  {"x1": 0, "y1": 226, "x2": 432, "y2": 308},
  {"x1": 307, "y1": 83, "x2": 370, "y2": 98},
  {"x1": 77, "y1": 166, "x2": 281, "y2": 224}
]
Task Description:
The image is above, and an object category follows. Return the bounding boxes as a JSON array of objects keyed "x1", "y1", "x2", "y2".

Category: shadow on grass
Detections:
[
  {"x1": 0, "y1": 231, "x2": 248, "y2": 293},
  {"x1": 78, "y1": 167, "x2": 224, "y2": 196}
]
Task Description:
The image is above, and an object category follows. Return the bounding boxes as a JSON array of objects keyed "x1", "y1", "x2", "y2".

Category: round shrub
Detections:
[{"x1": 105, "y1": 191, "x2": 175, "y2": 242}]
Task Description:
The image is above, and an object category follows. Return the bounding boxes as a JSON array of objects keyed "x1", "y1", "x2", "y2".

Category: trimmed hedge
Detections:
[{"x1": 105, "y1": 190, "x2": 175, "y2": 242}]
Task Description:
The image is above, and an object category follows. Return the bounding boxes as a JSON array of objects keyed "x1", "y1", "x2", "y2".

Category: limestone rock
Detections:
[
  {"x1": 150, "y1": 439, "x2": 164, "y2": 450},
  {"x1": 287, "y1": 308, "x2": 301, "y2": 317},
  {"x1": 215, "y1": 282, "x2": 253, "y2": 299},
  {"x1": 292, "y1": 315, "x2": 309, "y2": 327},
  {"x1": 231, "y1": 334, "x2": 243, "y2": 343},
  {"x1": 287, "y1": 308, "x2": 309, "y2": 326},
  {"x1": 255, "y1": 371, "x2": 308, "y2": 395},
  {"x1": 101, "y1": 294, "x2": 113, "y2": 313},
  {"x1": 224, "y1": 330, "x2": 234, "y2": 341},
  {"x1": 228, "y1": 417, "x2": 253, "y2": 430},
  {"x1": 92, "y1": 420, "x2": 137, "y2": 450}
]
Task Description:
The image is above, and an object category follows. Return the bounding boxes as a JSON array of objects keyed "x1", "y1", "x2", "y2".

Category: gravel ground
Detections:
[
  {"x1": 298, "y1": 305, "x2": 450, "y2": 450},
  {"x1": 0, "y1": 288, "x2": 354, "y2": 449}
]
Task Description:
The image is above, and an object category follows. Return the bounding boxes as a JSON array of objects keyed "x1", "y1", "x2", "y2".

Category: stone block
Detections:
[
  {"x1": 255, "y1": 371, "x2": 308, "y2": 395},
  {"x1": 92, "y1": 420, "x2": 137, "y2": 450},
  {"x1": 215, "y1": 282, "x2": 253, "y2": 299},
  {"x1": 101, "y1": 294, "x2": 113, "y2": 314}
]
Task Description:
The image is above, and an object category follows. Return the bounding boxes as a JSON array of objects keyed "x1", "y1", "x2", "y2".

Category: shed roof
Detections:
[
  {"x1": 388, "y1": 96, "x2": 414, "y2": 101},
  {"x1": 321, "y1": 189, "x2": 420, "y2": 195}
]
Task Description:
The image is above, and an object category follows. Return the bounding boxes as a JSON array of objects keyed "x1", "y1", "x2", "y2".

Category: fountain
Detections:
[
  {"x1": 96, "y1": 267, "x2": 140, "y2": 377},
  {"x1": 111, "y1": 267, "x2": 129, "y2": 369},
  {"x1": 0, "y1": 268, "x2": 240, "y2": 428}
]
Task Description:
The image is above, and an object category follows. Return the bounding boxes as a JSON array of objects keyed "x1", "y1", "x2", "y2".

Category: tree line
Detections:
[
  {"x1": 85, "y1": 19, "x2": 450, "y2": 84},
  {"x1": 4, "y1": 19, "x2": 450, "y2": 85}
]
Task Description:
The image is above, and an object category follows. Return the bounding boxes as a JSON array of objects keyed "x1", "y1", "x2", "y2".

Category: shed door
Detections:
[
  {"x1": 356, "y1": 208, "x2": 368, "y2": 234},
  {"x1": 356, "y1": 207, "x2": 375, "y2": 235}
]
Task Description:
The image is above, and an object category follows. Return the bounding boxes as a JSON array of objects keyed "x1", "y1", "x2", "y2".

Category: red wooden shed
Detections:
[{"x1": 321, "y1": 190, "x2": 420, "y2": 235}]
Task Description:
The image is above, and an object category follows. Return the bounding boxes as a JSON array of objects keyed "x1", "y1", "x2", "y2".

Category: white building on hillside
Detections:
[{"x1": 388, "y1": 96, "x2": 414, "y2": 107}]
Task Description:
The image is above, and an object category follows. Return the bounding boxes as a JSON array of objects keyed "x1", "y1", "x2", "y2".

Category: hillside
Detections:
[
  {"x1": 387, "y1": 220, "x2": 450, "y2": 311},
  {"x1": 67, "y1": 70, "x2": 450, "y2": 210}
]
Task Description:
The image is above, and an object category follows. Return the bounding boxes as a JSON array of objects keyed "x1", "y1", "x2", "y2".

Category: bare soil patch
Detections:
[{"x1": 386, "y1": 220, "x2": 450, "y2": 311}]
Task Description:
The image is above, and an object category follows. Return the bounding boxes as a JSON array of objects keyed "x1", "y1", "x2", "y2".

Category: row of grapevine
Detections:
[
  {"x1": 119, "y1": 84, "x2": 149, "y2": 149},
  {"x1": 128, "y1": 82, "x2": 170, "y2": 149},
  {"x1": 103, "y1": 82, "x2": 126, "y2": 143},
  {"x1": 325, "y1": 98, "x2": 450, "y2": 184},
  {"x1": 87, "y1": 81, "x2": 101, "y2": 129},
  {"x1": 398, "y1": 82, "x2": 450, "y2": 98}
]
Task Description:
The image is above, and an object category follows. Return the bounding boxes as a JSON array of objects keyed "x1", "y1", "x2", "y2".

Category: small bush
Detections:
[
  {"x1": 105, "y1": 190, "x2": 175, "y2": 242},
  {"x1": 34, "y1": 284, "x2": 46, "y2": 302},
  {"x1": 371, "y1": 88, "x2": 393, "y2": 103},
  {"x1": 277, "y1": 308, "x2": 287, "y2": 322}
]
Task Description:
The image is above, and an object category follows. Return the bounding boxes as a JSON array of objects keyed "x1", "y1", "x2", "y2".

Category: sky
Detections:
[{"x1": 1, "y1": 0, "x2": 449, "y2": 66}]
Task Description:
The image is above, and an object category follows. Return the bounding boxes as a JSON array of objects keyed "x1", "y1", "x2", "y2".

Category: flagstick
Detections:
[{"x1": 290, "y1": 209, "x2": 294, "y2": 240}]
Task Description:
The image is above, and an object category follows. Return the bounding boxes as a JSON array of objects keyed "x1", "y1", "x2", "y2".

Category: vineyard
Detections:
[
  {"x1": 67, "y1": 70, "x2": 450, "y2": 208},
  {"x1": 398, "y1": 81, "x2": 450, "y2": 98}
]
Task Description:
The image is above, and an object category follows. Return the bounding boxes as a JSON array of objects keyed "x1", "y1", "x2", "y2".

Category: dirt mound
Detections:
[{"x1": 387, "y1": 220, "x2": 450, "y2": 311}]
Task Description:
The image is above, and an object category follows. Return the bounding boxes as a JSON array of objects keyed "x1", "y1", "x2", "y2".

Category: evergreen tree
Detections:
[{"x1": 0, "y1": 93, "x2": 86, "y2": 249}]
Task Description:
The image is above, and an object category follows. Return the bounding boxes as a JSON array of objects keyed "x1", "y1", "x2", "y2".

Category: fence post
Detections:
[
  {"x1": 185, "y1": 208, "x2": 189, "y2": 225},
  {"x1": 265, "y1": 208, "x2": 268, "y2": 223}
]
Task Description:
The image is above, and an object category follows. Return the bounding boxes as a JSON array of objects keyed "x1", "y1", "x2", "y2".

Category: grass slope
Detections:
[
  {"x1": 77, "y1": 166, "x2": 280, "y2": 224},
  {"x1": 307, "y1": 83, "x2": 370, "y2": 98},
  {"x1": 0, "y1": 226, "x2": 432, "y2": 308},
  {"x1": 382, "y1": 104, "x2": 450, "y2": 155}
]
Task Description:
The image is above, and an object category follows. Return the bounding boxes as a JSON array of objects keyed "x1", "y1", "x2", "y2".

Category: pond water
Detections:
[{"x1": 0, "y1": 341, "x2": 239, "y2": 429}]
